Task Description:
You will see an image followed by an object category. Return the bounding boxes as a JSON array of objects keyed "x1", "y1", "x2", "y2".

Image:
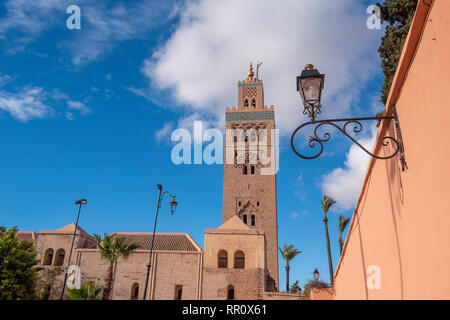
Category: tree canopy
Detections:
[
  {"x1": 377, "y1": 0, "x2": 418, "y2": 104},
  {"x1": 0, "y1": 226, "x2": 39, "y2": 300}
]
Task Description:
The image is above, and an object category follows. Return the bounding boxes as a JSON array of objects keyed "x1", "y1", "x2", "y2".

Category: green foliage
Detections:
[
  {"x1": 338, "y1": 215, "x2": 351, "y2": 234},
  {"x1": 66, "y1": 281, "x2": 103, "y2": 300},
  {"x1": 290, "y1": 280, "x2": 301, "y2": 294},
  {"x1": 321, "y1": 195, "x2": 336, "y2": 218},
  {"x1": 0, "y1": 226, "x2": 39, "y2": 300},
  {"x1": 377, "y1": 0, "x2": 418, "y2": 104},
  {"x1": 302, "y1": 280, "x2": 331, "y2": 299},
  {"x1": 94, "y1": 233, "x2": 140, "y2": 299},
  {"x1": 338, "y1": 215, "x2": 351, "y2": 255},
  {"x1": 279, "y1": 244, "x2": 301, "y2": 267},
  {"x1": 279, "y1": 244, "x2": 301, "y2": 292},
  {"x1": 376, "y1": 111, "x2": 385, "y2": 127},
  {"x1": 94, "y1": 233, "x2": 140, "y2": 264},
  {"x1": 35, "y1": 266, "x2": 62, "y2": 300}
]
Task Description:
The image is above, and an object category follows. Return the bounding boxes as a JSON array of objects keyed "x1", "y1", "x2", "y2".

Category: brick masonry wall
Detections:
[
  {"x1": 202, "y1": 267, "x2": 264, "y2": 300},
  {"x1": 71, "y1": 249, "x2": 202, "y2": 300}
]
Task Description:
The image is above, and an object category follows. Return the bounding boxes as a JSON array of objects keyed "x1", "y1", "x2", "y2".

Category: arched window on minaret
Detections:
[
  {"x1": 251, "y1": 215, "x2": 256, "y2": 226},
  {"x1": 244, "y1": 99, "x2": 249, "y2": 108},
  {"x1": 251, "y1": 99, "x2": 256, "y2": 108},
  {"x1": 243, "y1": 215, "x2": 247, "y2": 225}
]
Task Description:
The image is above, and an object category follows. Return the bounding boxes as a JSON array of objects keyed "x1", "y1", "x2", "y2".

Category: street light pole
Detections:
[
  {"x1": 142, "y1": 185, "x2": 177, "y2": 300},
  {"x1": 142, "y1": 185, "x2": 162, "y2": 300},
  {"x1": 59, "y1": 198, "x2": 87, "y2": 300}
]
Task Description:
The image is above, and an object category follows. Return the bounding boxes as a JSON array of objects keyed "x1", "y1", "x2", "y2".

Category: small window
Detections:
[
  {"x1": 131, "y1": 283, "x2": 139, "y2": 300},
  {"x1": 251, "y1": 99, "x2": 256, "y2": 108},
  {"x1": 218, "y1": 250, "x2": 228, "y2": 268},
  {"x1": 227, "y1": 285, "x2": 235, "y2": 300},
  {"x1": 243, "y1": 166, "x2": 248, "y2": 175},
  {"x1": 251, "y1": 166, "x2": 255, "y2": 175},
  {"x1": 257, "y1": 201, "x2": 260, "y2": 206},
  {"x1": 175, "y1": 285, "x2": 183, "y2": 300},
  {"x1": 53, "y1": 249, "x2": 65, "y2": 266},
  {"x1": 243, "y1": 215, "x2": 247, "y2": 225},
  {"x1": 43, "y1": 248, "x2": 54, "y2": 266},
  {"x1": 251, "y1": 215, "x2": 255, "y2": 226},
  {"x1": 238, "y1": 201, "x2": 241, "y2": 206},
  {"x1": 244, "y1": 99, "x2": 249, "y2": 108},
  {"x1": 234, "y1": 250, "x2": 245, "y2": 269}
]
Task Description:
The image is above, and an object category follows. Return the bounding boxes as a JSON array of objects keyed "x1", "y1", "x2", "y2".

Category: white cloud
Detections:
[
  {"x1": 0, "y1": 74, "x2": 12, "y2": 87},
  {"x1": 297, "y1": 171, "x2": 304, "y2": 186},
  {"x1": 67, "y1": 100, "x2": 92, "y2": 116},
  {"x1": 61, "y1": 0, "x2": 175, "y2": 66},
  {"x1": 290, "y1": 212, "x2": 299, "y2": 219},
  {"x1": 0, "y1": 78, "x2": 90, "y2": 121},
  {"x1": 0, "y1": 87, "x2": 54, "y2": 121},
  {"x1": 0, "y1": 0, "x2": 63, "y2": 50},
  {"x1": 320, "y1": 125, "x2": 378, "y2": 211},
  {"x1": 0, "y1": 0, "x2": 174, "y2": 65},
  {"x1": 144, "y1": 0, "x2": 382, "y2": 133},
  {"x1": 155, "y1": 122, "x2": 175, "y2": 144}
]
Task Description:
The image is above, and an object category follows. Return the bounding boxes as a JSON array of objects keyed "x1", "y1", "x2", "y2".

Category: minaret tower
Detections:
[{"x1": 222, "y1": 64, "x2": 279, "y2": 291}]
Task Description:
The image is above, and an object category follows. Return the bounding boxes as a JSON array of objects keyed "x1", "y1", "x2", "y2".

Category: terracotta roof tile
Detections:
[{"x1": 110, "y1": 233, "x2": 201, "y2": 252}]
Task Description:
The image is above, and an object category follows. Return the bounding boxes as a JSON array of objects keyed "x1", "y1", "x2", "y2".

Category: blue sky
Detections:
[{"x1": 1, "y1": 0, "x2": 386, "y2": 291}]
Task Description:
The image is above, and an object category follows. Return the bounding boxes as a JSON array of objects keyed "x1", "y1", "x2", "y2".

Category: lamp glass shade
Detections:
[
  {"x1": 313, "y1": 268, "x2": 320, "y2": 280},
  {"x1": 297, "y1": 67, "x2": 325, "y2": 111},
  {"x1": 301, "y1": 78, "x2": 322, "y2": 105}
]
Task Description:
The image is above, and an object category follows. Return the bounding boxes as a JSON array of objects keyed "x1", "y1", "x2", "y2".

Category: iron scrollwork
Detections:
[{"x1": 290, "y1": 107, "x2": 407, "y2": 171}]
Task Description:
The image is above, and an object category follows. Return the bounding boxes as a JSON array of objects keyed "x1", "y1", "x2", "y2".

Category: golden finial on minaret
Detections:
[{"x1": 248, "y1": 63, "x2": 254, "y2": 78}]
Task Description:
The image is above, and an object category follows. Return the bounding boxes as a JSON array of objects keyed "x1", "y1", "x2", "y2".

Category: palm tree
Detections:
[
  {"x1": 94, "y1": 233, "x2": 140, "y2": 300},
  {"x1": 338, "y1": 215, "x2": 351, "y2": 255},
  {"x1": 66, "y1": 281, "x2": 103, "y2": 300},
  {"x1": 279, "y1": 244, "x2": 302, "y2": 292},
  {"x1": 321, "y1": 195, "x2": 336, "y2": 286}
]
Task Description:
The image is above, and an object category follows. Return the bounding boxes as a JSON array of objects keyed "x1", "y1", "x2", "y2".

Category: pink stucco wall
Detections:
[{"x1": 334, "y1": 0, "x2": 450, "y2": 300}]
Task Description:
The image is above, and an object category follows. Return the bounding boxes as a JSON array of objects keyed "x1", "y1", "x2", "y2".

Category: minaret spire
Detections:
[{"x1": 248, "y1": 63, "x2": 254, "y2": 78}]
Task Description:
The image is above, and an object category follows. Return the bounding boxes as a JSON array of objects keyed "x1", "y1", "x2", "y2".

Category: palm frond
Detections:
[
  {"x1": 95, "y1": 233, "x2": 140, "y2": 263},
  {"x1": 279, "y1": 244, "x2": 302, "y2": 265},
  {"x1": 338, "y1": 215, "x2": 351, "y2": 233},
  {"x1": 321, "y1": 195, "x2": 337, "y2": 217},
  {"x1": 66, "y1": 281, "x2": 103, "y2": 300}
]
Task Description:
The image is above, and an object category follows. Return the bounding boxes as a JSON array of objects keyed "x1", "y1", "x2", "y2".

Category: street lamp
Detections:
[
  {"x1": 142, "y1": 184, "x2": 178, "y2": 300},
  {"x1": 313, "y1": 267, "x2": 320, "y2": 281},
  {"x1": 297, "y1": 64, "x2": 325, "y2": 122},
  {"x1": 291, "y1": 64, "x2": 407, "y2": 171},
  {"x1": 59, "y1": 198, "x2": 87, "y2": 300}
]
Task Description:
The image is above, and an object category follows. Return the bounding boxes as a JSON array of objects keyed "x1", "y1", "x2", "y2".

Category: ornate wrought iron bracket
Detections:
[{"x1": 290, "y1": 107, "x2": 407, "y2": 171}]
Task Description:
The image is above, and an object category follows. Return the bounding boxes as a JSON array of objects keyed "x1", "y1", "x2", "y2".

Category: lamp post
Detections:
[
  {"x1": 291, "y1": 64, "x2": 407, "y2": 171},
  {"x1": 59, "y1": 198, "x2": 87, "y2": 300},
  {"x1": 142, "y1": 184, "x2": 178, "y2": 300},
  {"x1": 313, "y1": 267, "x2": 320, "y2": 281}
]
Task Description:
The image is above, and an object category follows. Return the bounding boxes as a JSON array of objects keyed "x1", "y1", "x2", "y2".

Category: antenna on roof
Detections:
[{"x1": 256, "y1": 61, "x2": 263, "y2": 79}]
